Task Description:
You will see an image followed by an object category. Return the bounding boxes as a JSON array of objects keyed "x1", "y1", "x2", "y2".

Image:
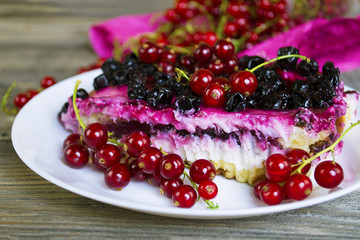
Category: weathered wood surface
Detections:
[{"x1": 1, "y1": 1, "x2": 360, "y2": 239}]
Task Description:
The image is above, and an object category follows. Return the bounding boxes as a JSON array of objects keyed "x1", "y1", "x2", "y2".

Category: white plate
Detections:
[{"x1": 11, "y1": 69, "x2": 360, "y2": 219}]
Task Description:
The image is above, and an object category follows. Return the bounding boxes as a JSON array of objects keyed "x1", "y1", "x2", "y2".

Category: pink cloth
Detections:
[
  {"x1": 89, "y1": 13, "x2": 360, "y2": 72},
  {"x1": 239, "y1": 17, "x2": 360, "y2": 72},
  {"x1": 89, "y1": 13, "x2": 161, "y2": 58}
]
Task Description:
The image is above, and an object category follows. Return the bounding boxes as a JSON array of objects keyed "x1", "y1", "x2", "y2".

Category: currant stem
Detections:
[
  {"x1": 72, "y1": 80, "x2": 86, "y2": 131},
  {"x1": 175, "y1": 68, "x2": 190, "y2": 82},
  {"x1": 248, "y1": 54, "x2": 309, "y2": 73},
  {"x1": 1, "y1": 82, "x2": 18, "y2": 115},
  {"x1": 294, "y1": 120, "x2": 360, "y2": 174}
]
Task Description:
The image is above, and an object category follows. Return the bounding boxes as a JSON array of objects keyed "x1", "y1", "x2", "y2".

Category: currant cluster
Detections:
[
  {"x1": 63, "y1": 116, "x2": 218, "y2": 208},
  {"x1": 76, "y1": 58, "x2": 106, "y2": 74},
  {"x1": 254, "y1": 148, "x2": 344, "y2": 205},
  {"x1": 13, "y1": 76, "x2": 56, "y2": 109},
  {"x1": 160, "y1": 0, "x2": 289, "y2": 50},
  {"x1": 146, "y1": 0, "x2": 349, "y2": 52}
]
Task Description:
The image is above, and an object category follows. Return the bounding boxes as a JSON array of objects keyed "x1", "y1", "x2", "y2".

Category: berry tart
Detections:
[{"x1": 58, "y1": 44, "x2": 359, "y2": 185}]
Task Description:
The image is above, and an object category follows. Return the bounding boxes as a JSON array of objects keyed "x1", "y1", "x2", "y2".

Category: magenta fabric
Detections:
[
  {"x1": 89, "y1": 13, "x2": 360, "y2": 72},
  {"x1": 239, "y1": 16, "x2": 360, "y2": 72},
  {"x1": 89, "y1": 13, "x2": 161, "y2": 58}
]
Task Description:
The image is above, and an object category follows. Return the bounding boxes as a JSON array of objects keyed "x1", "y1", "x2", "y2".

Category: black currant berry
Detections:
[
  {"x1": 238, "y1": 55, "x2": 265, "y2": 70},
  {"x1": 175, "y1": 95, "x2": 201, "y2": 114},
  {"x1": 147, "y1": 86, "x2": 173, "y2": 109},
  {"x1": 277, "y1": 46, "x2": 300, "y2": 71},
  {"x1": 93, "y1": 74, "x2": 110, "y2": 90},
  {"x1": 225, "y1": 92, "x2": 246, "y2": 112},
  {"x1": 261, "y1": 91, "x2": 291, "y2": 110},
  {"x1": 297, "y1": 59, "x2": 319, "y2": 77},
  {"x1": 101, "y1": 58, "x2": 122, "y2": 82},
  {"x1": 127, "y1": 82, "x2": 148, "y2": 100}
]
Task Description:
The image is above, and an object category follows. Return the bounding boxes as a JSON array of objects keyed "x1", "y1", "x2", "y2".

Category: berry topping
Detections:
[
  {"x1": 231, "y1": 70, "x2": 258, "y2": 97},
  {"x1": 203, "y1": 83, "x2": 226, "y2": 108},
  {"x1": 190, "y1": 69, "x2": 214, "y2": 95}
]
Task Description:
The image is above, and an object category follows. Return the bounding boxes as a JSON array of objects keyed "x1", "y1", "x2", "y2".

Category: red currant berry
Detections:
[
  {"x1": 63, "y1": 133, "x2": 82, "y2": 150},
  {"x1": 253, "y1": 179, "x2": 269, "y2": 199},
  {"x1": 235, "y1": 17, "x2": 249, "y2": 33},
  {"x1": 179, "y1": 55, "x2": 195, "y2": 71},
  {"x1": 198, "y1": 180, "x2": 218, "y2": 200},
  {"x1": 284, "y1": 174, "x2": 312, "y2": 200},
  {"x1": 83, "y1": 123, "x2": 108, "y2": 149},
  {"x1": 26, "y1": 89, "x2": 39, "y2": 99},
  {"x1": 223, "y1": 56, "x2": 239, "y2": 74},
  {"x1": 231, "y1": 70, "x2": 258, "y2": 97},
  {"x1": 224, "y1": 21, "x2": 238, "y2": 38},
  {"x1": 165, "y1": 8, "x2": 181, "y2": 23},
  {"x1": 91, "y1": 150, "x2": 107, "y2": 171},
  {"x1": 260, "y1": 182, "x2": 284, "y2": 205},
  {"x1": 207, "y1": 59, "x2": 225, "y2": 76},
  {"x1": 14, "y1": 93, "x2": 29, "y2": 109},
  {"x1": 160, "y1": 50, "x2": 177, "y2": 64},
  {"x1": 213, "y1": 77, "x2": 231, "y2": 92},
  {"x1": 193, "y1": 43, "x2": 213, "y2": 64},
  {"x1": 94, "y1": 143, "x2": 122, "y2": 169},
  {"x1": 158, "y1": 60, "x2": 175, "y2": 76},
  {"x1": 129, "y1": 159, "x2": 147, "y2": 181},
  {"x1": 147, "y1": 167, "x2": 163, "y2": 186},
  {"x1": 227, "y1": 2, "x2": 249, "y2": 18},
  {"x1": 213, "y1": 39, "x2": 235, "y2": 60},
  {"x1": 265, "y1": 153, "x2": 291, "y2": 183},
  {"x1": 104, "y1": 163, "x2": 131, "y2": 190},
  {"x1": 63, "y1": 143, "x2": 89, "y2": 168},
  {"x1": 190, "y1": 69, "x2": 214, "y2": 95},
  {"x1": 138, "y1": 42, "x2": 159, "y2": 64},
  {"x1": 159, "y1": 153, "x2": 185, "y2": 180},
  {"x1": 160, "y1": 178, "x2": 184, "y2": 198},
  {"x1": 314, "y1": 161, "x2": 344, "y2": 189},
  {"x1": 189, "y1": 159, "x2": 216, "y2": 184},
  {"x1": 137, "y1": 147, "x2": 163, "y2": 174},
  {"x1": 40, "y1": 76, "x2": 56, "y2": 89},
  {"x1": 202, "y1": 31, "x2": 217, "y2": 46},
  {"x1": 203, "y1": 83, "x2": 226, "y2": 108},
  {"x1": 172, "y1": 185, "x2": 197, "y2": 208},
  {"x1": 124, "y1": 131, "x2": 150, "y2": 158},
  {"x1": 286, "y1": 148, "x2": 311, "y2": 174}
]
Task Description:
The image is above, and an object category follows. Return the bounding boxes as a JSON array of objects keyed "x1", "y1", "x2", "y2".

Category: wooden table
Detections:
[{"x1": 1, "y1": 1, "x2": 360, "y2": 239}]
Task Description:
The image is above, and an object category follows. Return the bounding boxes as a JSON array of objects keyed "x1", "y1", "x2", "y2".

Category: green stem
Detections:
[
  {"x1": 294, "y1": 120, "x2": 360, "y2": 174},
  {"x1": 72, "y1": 80, "x2": 86, "y2": 131},
  {"x1": 175, "y1": 68, "x2": 190, "y2": 82},
  {"x1": 1, "y1": 82, "x2": 18, "y2": 115},
  {"x1": 248, "y1": 54, "x2": 309, "y2": 73}
]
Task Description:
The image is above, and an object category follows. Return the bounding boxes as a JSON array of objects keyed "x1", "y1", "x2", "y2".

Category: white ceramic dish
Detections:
[{"x1": 11, "y1": 69, "x2": 360, "y2": 219}]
